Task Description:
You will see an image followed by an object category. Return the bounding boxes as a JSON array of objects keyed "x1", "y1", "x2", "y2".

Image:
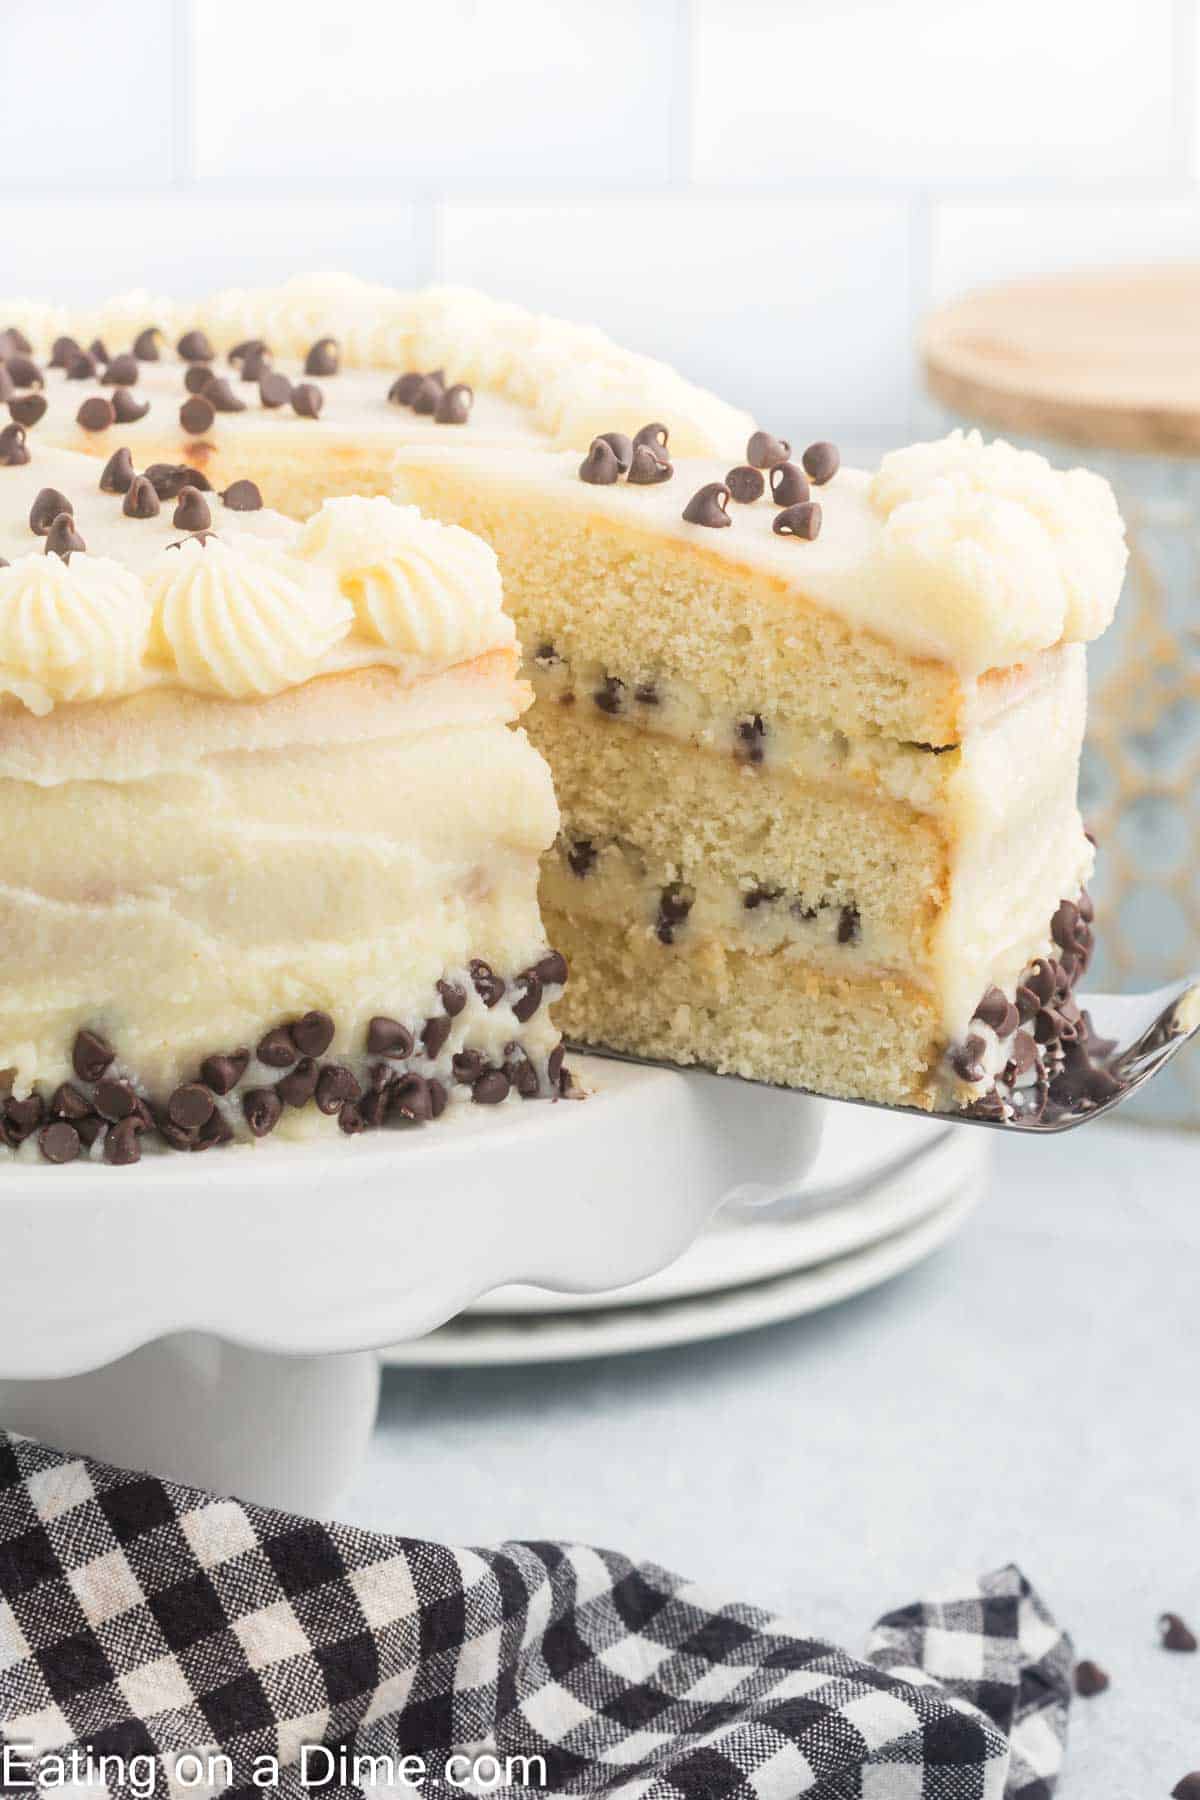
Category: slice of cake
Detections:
[
  {"x1": 0, "y1": 276, "x2": 751, "y2": 517},
  {"x1": 391, "y1": 428, "x2": 1127, "y2": 1119},
  {"x1": 0, "y1": 435, "x2": 567, "y2": 1164}
]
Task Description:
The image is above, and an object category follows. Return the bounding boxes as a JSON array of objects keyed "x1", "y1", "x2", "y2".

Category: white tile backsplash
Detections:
[{"x1": 2, "y1": 0, "x2": 1199, "y2": 441}]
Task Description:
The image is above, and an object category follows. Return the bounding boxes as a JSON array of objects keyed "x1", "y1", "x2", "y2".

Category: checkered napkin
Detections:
[{"x1": 0, "y1": 1431, "x2": 1073, "y2": 1800}]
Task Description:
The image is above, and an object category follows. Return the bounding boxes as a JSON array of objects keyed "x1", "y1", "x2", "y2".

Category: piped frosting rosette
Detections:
[{"x1": 0, "y1": 553, "x2": 152, "y2": 714}]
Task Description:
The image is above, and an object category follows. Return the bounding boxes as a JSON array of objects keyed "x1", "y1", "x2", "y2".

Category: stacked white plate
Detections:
[{"x1": 385, "y1": 1107, "x2": 988, "y2": 1366}]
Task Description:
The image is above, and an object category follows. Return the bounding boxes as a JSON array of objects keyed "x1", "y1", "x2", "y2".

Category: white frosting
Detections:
[
  {"x1": 0, "y1": 553, "x2": 151, "y2": 715},
  {"x1": 147, "y1": 538, "x2": 353, "y2": 699},
  {"x1": 296, "y1": 497, "x2": 513, "y2": 664}
]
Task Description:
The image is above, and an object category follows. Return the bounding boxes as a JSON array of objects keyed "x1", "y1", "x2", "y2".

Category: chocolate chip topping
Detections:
[
  {"x1": 655, "y1": 882, "x2": 693, "y2": 945},
  {"x1": 472, "y1": 1069, "x2": 510, "y2": 1105},
  {"x1": 367, "y1": 1017, "x2": 414, "y2": 1058},
  {"x1": 511, "y1": 972, "x2": 543, "y2": 1023},
  {"x1": 596, "y1": 431, "x2": 633, "y2": 472},
  {"x1": 452, "y1": 1049, "x2": 486, "y2": 1085},
  {"x1": 421, "y1": 1015, "x2": 452, "y2": 1058},
  {"x1": 104, "y1": 1116, "x2": 143, "y2": 1165},
  {"x1": 65, "y1": 351, "x2": 97, "y2": 381},
  {"x1": 437, "y1": 979, "x2": 467, "y2": 1017},
  {"x1": 172, "y1": 486, "x2": 212, "y2": 532},
  {"x1": 682, "y1": 482, "x2": 731, "y2": 528},
  {"x1": 44, "y1": 513, "x2": 85, "y2": 560},
  {"x1": 291, "y1": 1010, "x2": 334, "y2": 1058},
  {"x1": 184, "y1": 364, "x2": 213, "y2": 396},
  {"x1": 95, "y1": 1078, "x2": 138, "y2": 1122},
  {"x1": 113, "y1": 388, "x2": 150, "y2": 424},
  {"x1": 5, "y1": 1094, "x2": 44, "y2": 1142},
  {"x1": 238, "y1": 344, "x2": 272, "y2": 383},
  {"x1": 291, "y1": 381, "x2": 323, "y2": 418},
  {"x1": 243, "y1": 1087, "x2": 282, "y2": 1137},
  {"x1": 773, "y1": 501, "x2": 822, "y2": 540},
  {"x1": 837, "y1": 904, "x2": 861, "y2": 945},
  {"x1": 258, "y1": 370, "x2": 292, "y2": 408},
  {"x1": 39, "y1": 1120, "x2": 81, "y2": 1164},
  {"x1": 168, "y1": 1083, "x2": 216, "y2": 1130},
  {"x1": 0, "y1": 326, "x2": 32, "y2": 357},
  {"x1": 133, "y1": 327, "x2": 162, "y2": 361},
  {"x1": 435, "y1": 382, "x2": 473, "y2": 424},
  {"x1": 5, "y1": 353, "x2": 43, "y2": 389},
  {"x1": 102, "y1": 353, "x2": 140, "y2": 387},
  {"x1": 146, "y1": 462, "x2": 207, "y2": 499},
  {"x1": 388, "y1": 372, "x2": 425, "y2": 407},
  {"x1": 76, "y1": 396, "x2": 115, "y2": 433},
  {"x1": 316, "y1": 1065, "x2": 360, "y2": 1114},
  {"x1": 769, "y1": 461, "x2": 809, "y2": 507},
  {"x1": 627, "y1": 443, "x2": 673, "y2": 485},
  {"x1": 593, "y1": 675, "x2": 624, "y2": 715},
  {"x1": 1172, "y1": 1777, "x2": 1200, "y2": 1800},
  {"x1": 633, "y1": 422, "x2": 669, "y2": 454},
  {"x1": 257, "y1": 1026, "x2": 298, "y2": 1069},
  {"x1": 735, "y1": 715, "x2": 766, "y2": 765},
  {"x1": 567, "y1": 838, "x2": 596, "y2": 877},
  {"x1": 1161, "y1": 1612, "x2": 1198, "y2": 1652},
  {"x1": 469, "y1": 959, "x2": 506, "y2": 1008},
  {"x1": 229, "y1": 337, "x2": 268, "y2": 366},
  {"x1": 952, "y1": 1034, "x2": 987, "y2": 1084},
  {"x1": 177, "y1": 329, "x2": 215, "y2": 363},
  {"x1": 200, "y1": 1049, "x2": 249, "y2": 1094},
  {"x1": 0, "y1": 365, "x2": 14, "y2": 403},
  {"x1": 973, "y1": 986, "x2": 1020, "y2": 1037},
  {"x1": 123, "y1": 475, "x2": 161, "y2": 519},
  {"x1": 99, "y1": 446, "x2": 135, "y2": 494},
  {"x1": 534, "y1": 949, "x2": 568, "y2": 988},
  {"x1": 49, "y1": 335, "x2": 81, "y2": 369},
  {"x1": 0, "y1": 423, "x2": 30, "y2": 466},
  {"x1": 180, "y1": 394, "x2": 215, "y2": 435},
  {"x1": 579, "y1": 439, "x2": 621, "y2": 485},
  {"x1": 726, "y1": 465, "x2": 765, "y2": 503},
  {"x1": 746, "y1": 430, "x2": 791, "y2": 469},
  {"x1": 73, "y1": 1028, "x2": 114, "y2": 1082},
  {"x1": 9, "y1": 393, "x2": 48, "y2": 428},
  {"x1": 801, "y1": 440, "x2": 840, "y2": 484},
  {"x1": 1073, "y1": 1660, "x2": 1109, "y2": 1697},
  {"x1": 410, "y1": 374, "x2": 443, "y2": 415},
  {"x1": 505, "y1": 1044, "x2": 540, "y2": 1099},
  {"x1": 304, "y1": 336, "x2": 341, "y2": 376},
  {"x1": 206, "y1": 376, "x2": 247, "y2": 414},
  {"x1": 89, "y1": 339, "x2": 110, "y2": 365},
  {"x1": 221, "y1": 478, "x2": 263, "y2": 511},
  {"x1": 277, "y1": 1057, "x2": 320, "y2": 1107}
]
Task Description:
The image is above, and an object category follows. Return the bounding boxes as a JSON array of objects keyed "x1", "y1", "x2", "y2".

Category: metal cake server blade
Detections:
[{"x1": 568, "y1": 974, "x2": 1200, "y2": 1134}]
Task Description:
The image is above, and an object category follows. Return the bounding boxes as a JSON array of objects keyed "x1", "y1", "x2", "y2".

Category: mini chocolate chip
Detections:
[
  {"x1": 746, "y1": 430, "x2": 791, "y2": 469},
  {"x1": 743, "y1": 885, "x2": 783, "y2": 910},
  {"x1": 548, "y1": 1043, "x2": 565, "y2": 1086},
  {"x1": 258, "y1": 370, "x2": 292, "y2": 408},
  {"x1": 65, "y1": 351, "x2": 97, "y2": 381},
  {"x1": 229, "y1": 337, "x2": 268, "y2": 365},
  {"x1": 0, "y1": 365, "x2": 13, "y2": 402},
  {"x1": 633, "y1": 422, "x2": 669, "y2": 454},
  {"x1": 5, "y1": 353, "x2": 42, "y2": 388},
  {"x1": 89, "y1": 338, "x2": 110, "y2": 365},
  {"x1": 243, "y1": 1087, "x2": 282, "y2": 1137},
  {"x1": 168, "y1": 1084, "x2": 216, "y2": 1129},
  {"x1": 837, "y1": 904, "x2": 861, "y2": 945},
  {"x1": 133, "y1": 326, "x2": 162, "y2": 361},
  {"x1": 437, "y1": 979, "x2": 467, "y2": 1018},
  {"x1": 9, "y1": 393, "x2": 48, "y2": 428},
  {"x1": 435, "y1": 382, "x2": 472, "y2": 424},
  {"x1": 511, "y1": 971, "x2": 543, "y2": 1023},
  {"x1": 452, "y1": 1049, "x2": 486, "y2": 1084},
  {"x1": 316, "y1": 1064, "x2": 360, "y2": 1114},
  {"x1": 39, "y1": 1120, "x2": 81, "y2": 1164},
  {"x1": 1161, "y1": 1612, "x2": 1198, "y2": 1652},
  {"x1": 505, "y1": 1045, "x2": 540, "y2": 1099},
  {"x1": 429, "y1": 1078, "x2": 448, "y2": 1118},
  {"x1": 277, "y1": 1057, "x2": 319, "y2": 1107},
  {"x1": 735, "y1": 715, "x2": 766, "y2": 764},
  {"x1": 99, "y1": 446, "x2": 135, "y2": 494},
  {"x1": 769, "y1": 461, "x2": 809, "y2": 506},
  {"x1": 627, "y1": 443, "x2": 673, "y2": 484},
  {"x1": 172, "y1": 487, "x2": 211, "y2": 532},
  {"x1": 773, "y1": 501, "x2": 822, "y2": 539},
  {"x1": 0, "y1": 326, "x2": 31, "y2": 356},
  {"x1": 144, "y1": 463, "x2": 193, "y2": 499},
  {"x1": 222, "y1": 478, "x2": 263, "y2": 512},
  {"x1": 656, "y1": 882, "x2": 693, "y2": 945},
  {"x1": 534, "y1": 950, "x2": 568, "y2": 988},
  {"x1": 1073, "y1": 1660, "x2": 1109, "y2": 1697},
  {"x1": 73, "y1": 1028, "x2": 114, "y2": 1082},
  {"x1": 104, "y1": 1116, "x2": 142, "y2": 1164},
  {"x1": 567, "y1": 839, "x2": 596, "y2": 877},
  {"x1": 180, "y1": 394, "x2": 215, "y2": 435},
  {"x1": 469, "y1": 959, "x2": 506, "y2": 1007},
  {"x1": 94, "y1": 1079, "x2": 138, "y2": 1122},
  {"x1": 291, "y1": 381, "x2": 323, "y2": 418},
  {"x1": 593, "y1": 675, "x2": 624, "y2": 715},
  {"x1": 177, "y1": 329, "x2": 214, "y2": 362},
  {"x1": 1172, "y1": 1777, "x2": 1200, "y2": 1800},
  {"x1": 112, "y1": 388, "x2": 150, "y2": 424},
  {"x1": 335, "y1": 1099, "x2": 364, "y2": 1133},
  {"x1": 410, "y1": 374, "x2": 443, "y2": 415},
  {"x1": 367, "y1": 1017, "x2": 415, "y2": 1058},
  {"x1": 304, "y1": 336, "x2": 341, "y2": 376},
  {"x1": 682, "y1": 482, "x2": 731, "y2": 528},
  {"x1": 421, "y1": 1015, "x2": 452, "y2": 1058},
  {"x1": 257, "y1": 1026, "x2": 298, "y2": 1069},
  {"x1": 238, "y1": 344, "x2": 272, "y2": 383},
  {"x1": 472, "y1": 1069, "x2": 510, "y2": 1105},
  {"x1": 50, "y1": 334, "x2": 81, "y2": 368},
  {"x1": 206, "y1": 376, "x2": 246, "y2": 414},
  {"x1": 974, "y1": 986, "x2": 1016, "y2": 1034},
  {"x1": 6, "y1": 1094, "x2": 44, "y2": 1140},
  {"x1": 50, "y1": 1082, "x2": 92, "y2": 1122},
  {"x1": 76, "y1": 396, "x2": 115, "y2": 433},
  {"x1": 726, "y1": 465, "x2": 765, "y2": 503},
  {"x1": 388, "y1": 371, "x2": 424, "y2": 406},
  {"x1": 123, "y1": 475, "x2": 161, "y2": 519},
  {"x1": 45, "y1": 513, "x2": 85, "y2": 560},
  {"x1": 201, "y1": 1049, "x2": 249, "y2": 1094},
  {"x1": 579, "y1": 439, "x2": 621, "y2": 485},
  {"x1": 596, "y1": 431, "x2": 633, "y2": 472},
  {"x1": 394, "y1": 1072, "x2": 433, "y2": 1122},
  {"x1": 102, "y1": 353, "x2": 139, "y2": 387},
  {"x1": 0, "y1": 423, "x2": 30, "y2": 465},
  {"x1": 802, "y1": 440, "x2": 840, "y2": 484}
]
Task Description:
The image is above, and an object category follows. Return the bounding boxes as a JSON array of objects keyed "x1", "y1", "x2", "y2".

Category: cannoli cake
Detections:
[
  {"x1": 392, "y1": 428, "x2": 1128, "y2": 1118},
  {"x1": 0, "y1": 433, "x2": 566, "y2": 1164},
  {"x1": 0, "y1": 276, "x2": 750, "y2": 517}
]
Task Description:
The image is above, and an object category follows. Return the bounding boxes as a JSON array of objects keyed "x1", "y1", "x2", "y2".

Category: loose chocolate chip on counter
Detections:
[
  {"x1": 435, "y1": 383, "x2": 473, "y2": 424},
  {"x1": 773, "y1": 501, "x2": 822, "y2": 539},
  {"x1": 172, "y1": 486, "x2": 212, "y2": 532},
  {"x1": 73, "y1": 1028, "x2": 114, "y2": 1082},
  {"x1": 656, "y1": 883, "x2": 693, "y2": 945},
  {"x1": 133, "y1": 327, "x2": 162, "y2": 361},
  {"x1": 1161, "y1": 1613, "x2": 1198, "y2": 1652},
  {"x1": 243, "y1": 1087, "x2": 283, "y2": 1137},
  {"x1": 200, "y1": 1049, "x2": 249, "y2": 1094},
  {"x1": 633, "y1": 422, "x2": 669, "y2": 454},
  {"x1": 437, "y1": 979, "x2": 467, "y2": 1018},
  {"x1": 0, "y1": 423, "x2": 30, "y2": 465},
  {"x1": 472, "y1": 1069, "x2": 510, "y2": 1106},
  {"x1": 421, "y1": 1015, "x2": 452, "y2": 1059},
  {"x1": 45, "y1": 513, "x2": 85, "y2": 560},
  {"x1": 76, "y1": 396, "x2": 115, "y2": 433},
  {"x1": 5, "y1": 353, "x2": 43, "y2": 388},
  {"x1": 734, "y1": 715, "x2": 766, "y2": 765},
  {"x1": 257, "y1": 1026, "x2": 299, "y2": 1069},
  {"x1": 595, "y1": 431, "x2": 633, "y2": 472},
  {"x1": 277, "y1": 1057, "x2": 319, "y2": 1107},
  {"x1": 452, "y1": 1049, "x2": 486, "y2": 1085},
  {"x1": 180, "y1": 394, "x2": 215, "y2": 435},
  {"x1": 838, "y1": 904, "x2": 861, "y2": 945},
  {"x1": 579, "y1": 438, "x2": 621, "y2": 485},
  {"x1": 123, "y1": 476, "x2": 161, "y2": 519},
  {"x1": 206, "y1": 376, "x2": 246, "y2": 414},
  {"x1": 1073, "y1": 1660, "x2": 1109, "y2": 1697},
  {"x1": 682, "y1": 482, "x2": 731, "y2": 528},
  {"x1": 567, "y1": 838, "x2": 597, "y2": 877},
  {"x1": 394, "y1": 1072, "x2": 433, "y2": 1122},
  {"x1": 221, "y1": 478, "x2": 263, "y2": 511},
  {"x1": 113, "y1": 389, "x2": 150, "y2": 424},
  {"x1": 304, "y1": 336, "x2": 341, "y2": 376},
  {"x1": 168, "y1": 1084, "x2": 216, "y2": 1130},
  {"x1": 769, "y1": 461, "x2": 809, "y2": 507},
  {"x1": 9, "y1": 393, "x2": 48, "y2": 428},
  {"x1": 746, "y1": 430, "x2": 791, "y2": 469},
  {"x1": 177, "y1": 329, "x2": 215, "y2": 363},
  {"x1": 593, "y1": 675, "x2": 624, "y2": 714},
  {"x1": 50, "y1": 334, "x2": 81, "y2": 368},
  {"x1": 802, "y1": 440, "x2": 840, "y2": 485},
  {"x1": 39, "y1": 1120, "x2": 81, "y2": 1164},
  {"x1": 102, "y1": 353, "x2": 140, "y2": 387},
  {"x1": 511, "y1": 972, "x2": 543, "y2": 1023},
  {"x1": 291, "y1": 381, "x2": 323, "y2": 418},
  {"x1": 99, "y1": 446, "x2": 135, "y2": 494},
  {"x1": 627, "y1": 443, "x2": 673, "y2": 485},
  {"x1": 66, "y1": 352, "x2": 97, "y2": 381},
  {"x1": 469, "y1": 959, "x2": 506, "y2": 1008},
  {"x1": 410, "y1": 374, "x2": 444, "y2": 415},
  {"x1": 388, "y1": 372, "x2": 425, "y2": 407},
  {"x1": 258, "y1": 370, "x2": 292, "y2": 408},
  {"x1": 1172, "y1": 1776, "x2": 1200, "y2": 1800},
  {"x1": 367, "y1": 1016, "x2": 415, "y2": 1058},
  {"x1": 726, "y1": 465, "x2": 765, "y2": 503},
  {"x1": 104, "y1": 1116, "x2": 143, "y2": 1165},
  {"x1": 534, "y1": 949, "x2": 568, "y2": 988}
]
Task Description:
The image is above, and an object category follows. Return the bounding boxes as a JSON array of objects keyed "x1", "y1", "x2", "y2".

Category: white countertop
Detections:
[{"x1": 348, "y1": 1121, "x2": 1199, "y2": 1799}]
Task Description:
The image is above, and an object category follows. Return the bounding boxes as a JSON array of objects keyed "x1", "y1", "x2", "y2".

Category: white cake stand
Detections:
[{"x1": 0, "y1": 1056, "x2": 823, "y2": 1514}]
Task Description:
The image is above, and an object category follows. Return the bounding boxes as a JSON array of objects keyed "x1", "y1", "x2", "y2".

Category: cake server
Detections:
[{"x1": 569, "y1": 973, "x2": 1200, "y2": 1134}]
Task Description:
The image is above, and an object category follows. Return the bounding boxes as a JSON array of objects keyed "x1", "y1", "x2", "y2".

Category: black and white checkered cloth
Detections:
[{"x1": 0, "y1": 1431, "x2": 1072, "y2": 1800}]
